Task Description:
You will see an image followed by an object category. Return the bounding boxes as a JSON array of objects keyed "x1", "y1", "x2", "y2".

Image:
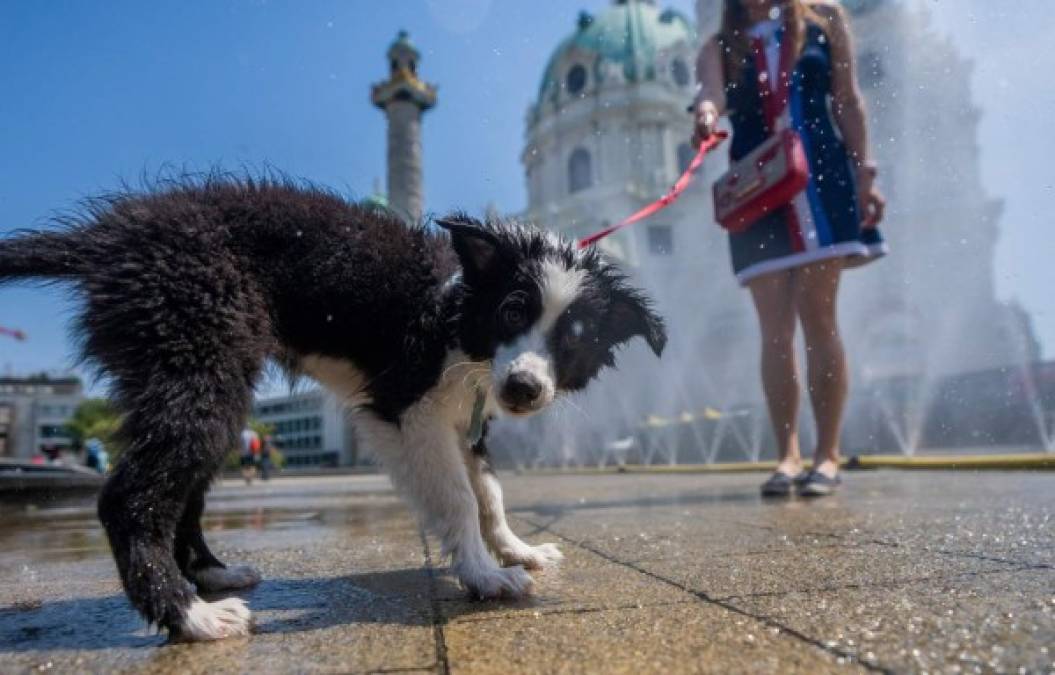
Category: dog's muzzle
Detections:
[
  {"x1": 495, "y1": 352, "x2": 555, "y2": 416},
  {"x1": 502, "y1": 371, "x2": 543, "y2": 410}
]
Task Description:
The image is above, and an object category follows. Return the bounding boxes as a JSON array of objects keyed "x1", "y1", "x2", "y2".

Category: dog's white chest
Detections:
[{"x1": 418, "y1": 350, "x2": 495, "y2": 435}]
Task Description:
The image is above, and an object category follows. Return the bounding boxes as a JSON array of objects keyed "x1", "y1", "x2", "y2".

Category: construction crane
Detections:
[{"x1": 0, "y1": 325, "x2": 26, "y2": 341}]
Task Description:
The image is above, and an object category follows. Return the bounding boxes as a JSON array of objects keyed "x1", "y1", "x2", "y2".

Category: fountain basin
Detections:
[{"x1": 0, "y1": 459, "x2": 104, "y2": 505}]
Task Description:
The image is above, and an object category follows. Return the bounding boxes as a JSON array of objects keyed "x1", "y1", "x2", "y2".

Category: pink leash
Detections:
[{"x1": 577, "y1": 130, "x2": 728, "y2": 249}]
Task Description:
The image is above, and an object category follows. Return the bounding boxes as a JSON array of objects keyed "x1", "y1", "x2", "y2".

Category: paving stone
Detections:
[
  {"x1": 432, "y1": 529, "x2": 691, "y2": 623},
  {"x1": 1, "y1": 470, "x2": 1052, "y2": 673},
  {"x1": 728, "y1": 568, "x2": 1055, "y2": 674},
  {"x1": 443, "y1": 602, "x2": 855, "y2": 675}
]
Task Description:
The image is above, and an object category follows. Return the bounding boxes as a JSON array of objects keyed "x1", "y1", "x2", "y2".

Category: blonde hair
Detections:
[{"x1": 718, "y1": 0, "x2": 830, "y2": 83}]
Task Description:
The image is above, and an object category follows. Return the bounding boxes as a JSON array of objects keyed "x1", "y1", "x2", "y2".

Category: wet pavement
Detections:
[{"x1": 0, "y1": 470, "x2": 1052, "y2": 674}]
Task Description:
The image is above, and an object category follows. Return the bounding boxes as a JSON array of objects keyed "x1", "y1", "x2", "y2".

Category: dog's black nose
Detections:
[{"x1": 503, "y1": 372, "x2": 543, "y2": 407}]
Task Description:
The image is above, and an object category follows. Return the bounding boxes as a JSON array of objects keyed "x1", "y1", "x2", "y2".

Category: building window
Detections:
[
  {"x1": 566, "y1": 64, "x2": 587, "y2": 95},
  {"x1": 676, "y1": 143, "x2": 695, "y2": 174},
  {"x1": 568, "y1": 147, "x2": 592, "y2": 194},
  {"x1": 39, "y1": 424, "x2": 69, "y2": 438},
  {"x1": 648, "y1": 225, "x2": 673, "y2": 255},
  {"x1": 671, "y1": 58, "x2": 691, "y2": 87}
]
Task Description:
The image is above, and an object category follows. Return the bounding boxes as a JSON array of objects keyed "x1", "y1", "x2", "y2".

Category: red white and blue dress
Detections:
[{"x1": 724, "y1": 18, "x2": 886, "y2": 285}]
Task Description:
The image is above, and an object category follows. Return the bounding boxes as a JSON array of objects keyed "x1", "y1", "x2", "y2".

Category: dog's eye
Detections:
[{"x1": 501, "y1": 304, "x2": 527, "y2": 330}]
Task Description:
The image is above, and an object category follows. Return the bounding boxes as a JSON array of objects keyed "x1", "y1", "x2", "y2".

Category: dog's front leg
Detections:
[
  {"x1": 467, "y1": 439, "x2": 563, "y2": 570},
  {"x1": 357, "y1": 410, "x2": 534, "y2": 599}
]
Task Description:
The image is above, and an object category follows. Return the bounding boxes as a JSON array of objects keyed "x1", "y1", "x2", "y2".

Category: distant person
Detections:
[
  {"x1": 692, "y1": 0, "x2": 886, "y2": 496},
  {"x1": 260, "y1": 434, "x2": 277, "y2": 481},
  {"x1": 84, "y1": 437, "x2": 109, "y2": 474},
  {"x1": 41, "y1": 442, "x2": 60, "y2": 463},
  {"x1": 240, "y1": 427, "x2": 261, "y2": 485}
]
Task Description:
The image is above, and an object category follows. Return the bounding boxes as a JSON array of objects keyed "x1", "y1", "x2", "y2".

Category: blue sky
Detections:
[{"x1": 1, "y1": 0, "x2": 1052, "y2": 390}]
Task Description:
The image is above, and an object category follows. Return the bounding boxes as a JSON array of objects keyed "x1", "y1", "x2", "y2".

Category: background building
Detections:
[
  {"x1": 253, "y1": 390, "x2": 363, "y2": 469},
  {"x1": 0, "y1": 375, "x2": 84, "y2": 459}
]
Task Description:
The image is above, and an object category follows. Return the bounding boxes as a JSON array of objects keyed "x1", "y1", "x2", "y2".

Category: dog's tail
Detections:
[{"x1": 0, "y1": 229, "x2": 86, "y2": 284}]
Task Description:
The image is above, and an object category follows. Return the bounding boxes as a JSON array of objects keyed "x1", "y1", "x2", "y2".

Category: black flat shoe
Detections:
[
  {"x1": 797, "y1": 470, "x2": 842, "y2": 497},
  {"x1": 760, "y1": 471, "x2": 806, "y2": 497}
]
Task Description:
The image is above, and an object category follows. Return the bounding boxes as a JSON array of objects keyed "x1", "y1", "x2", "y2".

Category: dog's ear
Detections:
[
  {"x1": 436, "y1": 216, "x2": 503, "y2": 281},
  {"x1": 609, "y1": 288, "x2": 667, "y2": 357}
]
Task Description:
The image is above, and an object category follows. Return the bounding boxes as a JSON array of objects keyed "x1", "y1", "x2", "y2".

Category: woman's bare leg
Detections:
[
  {"x1": 747, "y1": 270, "x2": 802, "y2": 475},
  {"x1": 793, "y1": 259, "x2": 847, "y2": 477}
]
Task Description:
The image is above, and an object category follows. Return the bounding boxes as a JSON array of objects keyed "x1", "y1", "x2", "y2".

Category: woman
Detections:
[{"x1": 692, "y1": 0, "x2": 886, "y2": 496}]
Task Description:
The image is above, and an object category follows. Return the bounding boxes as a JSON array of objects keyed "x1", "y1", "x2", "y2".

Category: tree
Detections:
[
  {"x1": 248, "y1": 418, "x2": 275, "y2": 439},
  {"x1": 67, "y1": 398, "x2": 123, "y2": 459}
]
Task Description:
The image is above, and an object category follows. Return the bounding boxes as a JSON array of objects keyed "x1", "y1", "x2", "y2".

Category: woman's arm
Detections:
[
  {"x1": 692, "y1": 36, "x2": 726, "y2": 147},
  {"x1": 819, "y1": 2, "x2": 886, "y2": 227},
  {"x1": 695, "y1": 35, "x2": 726, "y2": 114},
  {"x1": 823, "y1": 3, "x2": 870, "y2": 167}
]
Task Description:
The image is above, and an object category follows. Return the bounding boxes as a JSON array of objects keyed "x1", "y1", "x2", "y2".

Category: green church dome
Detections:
[{"x1": 537, "y1": 0, "x2": 696, "y2": 106}]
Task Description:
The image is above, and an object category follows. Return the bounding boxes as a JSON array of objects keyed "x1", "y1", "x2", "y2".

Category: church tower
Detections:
[{"x1": 371, "y1": 31, "x2": 437, "y2": 224}]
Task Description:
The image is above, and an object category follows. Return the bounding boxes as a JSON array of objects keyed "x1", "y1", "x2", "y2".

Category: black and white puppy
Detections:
[{"x1": 0, "y1": 178, "x2": 666, "y2": 641}]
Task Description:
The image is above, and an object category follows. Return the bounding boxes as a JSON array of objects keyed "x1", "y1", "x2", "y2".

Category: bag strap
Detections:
[
  {"x1": 751, "y1": 24, "x2": 796, "y2": 133},
  {"x1": 751, "y1": 25, "x2": 807, "y2": 251}
]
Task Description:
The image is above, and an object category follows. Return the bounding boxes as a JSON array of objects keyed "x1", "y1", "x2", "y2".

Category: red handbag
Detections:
[
  {"x1": 713, "y1": 28, "x2": 809, "y2": 233},
  {"x1": 713, "y1": 128, "x2": 809, "y2": 232}
]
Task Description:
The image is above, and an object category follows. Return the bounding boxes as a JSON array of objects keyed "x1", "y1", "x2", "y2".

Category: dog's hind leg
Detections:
[
  {"x1": 357, "y1": 409, "x2": 534, "y2": 599},
  {"x1": 98, "y1": 378, "x2": 255, "y2": 641},
  {"x1": 467, "y1": 439, "x2": 562, "y2": 570},
  {"x1": 175, "y1": 482, "x2": 261, "y2": 593}
]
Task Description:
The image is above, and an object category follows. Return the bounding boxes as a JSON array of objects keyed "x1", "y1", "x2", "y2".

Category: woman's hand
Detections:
[
  {"x1": 692, "y1": 100, "x2": 719, "y2": 149},
  {"x1": 856, "y1": 169, "x2": 885, "y2": 229}
]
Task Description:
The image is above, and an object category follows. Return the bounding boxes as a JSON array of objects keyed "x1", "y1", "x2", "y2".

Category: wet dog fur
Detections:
[{"x1": 0, "y1": 176, "x2": 666, "y2": 640}]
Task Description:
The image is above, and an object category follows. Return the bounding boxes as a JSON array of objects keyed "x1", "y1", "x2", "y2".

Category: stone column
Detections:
[
  {"x1": 371, "y1": 31, "x2": 437, "y2": 225},
  {"x1": 385, "y1": 99, "x2": 425, "y2": 224}
]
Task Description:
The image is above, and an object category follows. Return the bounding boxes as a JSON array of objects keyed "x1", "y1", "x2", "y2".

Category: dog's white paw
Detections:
[
  {"x1": 193, "y1": 565, "x2": 262, "y2": 593},
  {"x1": 499, "y1": 542, "x2": 564, "y2": 571},
  {"x1": 459, "y1": 563, "x2": 535, "y2": 600},
  {"x1": 177, "y1": 597, "x2": 252, "y2": 641}
]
